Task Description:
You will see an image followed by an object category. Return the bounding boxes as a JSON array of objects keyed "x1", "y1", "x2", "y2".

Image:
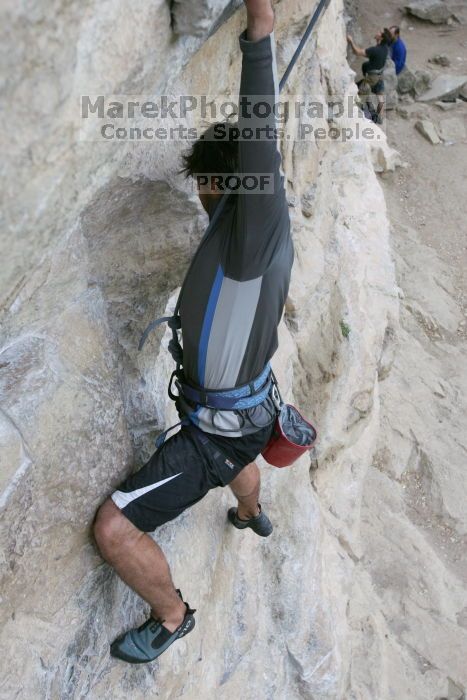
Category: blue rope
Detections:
[
  {"x1": 209, "y1": 0, "x2": 332, "y2": 93},
  {"x1": 279, "y1": 0, "x2": 331, "y2": 94}
]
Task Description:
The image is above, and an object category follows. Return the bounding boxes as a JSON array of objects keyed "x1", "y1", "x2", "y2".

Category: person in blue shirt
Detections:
[{"x1": 389, "y1": 25, "x2": 407, "y2": 75}]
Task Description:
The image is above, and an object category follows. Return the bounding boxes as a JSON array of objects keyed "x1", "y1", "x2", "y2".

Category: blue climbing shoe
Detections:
[
  {"x1": 228, "y1": 503, "x2": 273, "y2": 537},
  {"x1": 110, "y1": 590, "x2": 195, "y2": 664}
]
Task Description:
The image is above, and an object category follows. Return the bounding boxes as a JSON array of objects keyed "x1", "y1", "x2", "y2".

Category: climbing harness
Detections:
[
  {"x1": 171, "y1": 363, "x2": 273, "y2": 412},
  {"x1": 153, "y1": 363, "x2": 276, "y2": 449},
  {"x1": 140, "y1": 1, "x2": 327, "y2": 456},
  {"x1": 358, "y1": 68, "x2": 384, "y2": 95}
]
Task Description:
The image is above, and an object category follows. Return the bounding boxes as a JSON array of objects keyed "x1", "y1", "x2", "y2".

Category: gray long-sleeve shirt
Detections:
[{"x1": 178, "y1": 29, "x2": 294, "y2": 437}]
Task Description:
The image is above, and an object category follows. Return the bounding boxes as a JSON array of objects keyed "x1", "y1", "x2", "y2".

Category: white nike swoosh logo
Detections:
[{"x1": 111, "y1": 472, "x2": 183, "y2": 509}]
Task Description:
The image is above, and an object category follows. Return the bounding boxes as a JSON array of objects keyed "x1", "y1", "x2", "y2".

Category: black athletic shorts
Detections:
[
  {"x1": 371, "y1": 79, "x2": 384, "y2": 95},
  {"x1": 357, "y1": 75, "x2": 385, "y2": 95},
  {"x1": 111, "y1": 422, "x2": 275, "y2": 532}
]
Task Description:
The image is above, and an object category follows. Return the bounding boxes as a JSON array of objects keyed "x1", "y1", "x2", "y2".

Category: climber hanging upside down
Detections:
[{"x1": 93, "y1": 0, "x2": 294, "y2": 664}]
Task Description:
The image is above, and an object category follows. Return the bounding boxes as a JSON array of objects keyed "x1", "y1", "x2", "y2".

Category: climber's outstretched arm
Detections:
[
  {"x1": 244, "y1": 0, "x2": 274, "y2": 41},
  {"x1": 238, "y1": 0, "x2": 279, "y2": 183},
  {"x1": 347, "y1": 34, "x2": 366, "y2": 57},
  {"x1": 225, "y1": 0, "x2": 287, "y2": 280}
]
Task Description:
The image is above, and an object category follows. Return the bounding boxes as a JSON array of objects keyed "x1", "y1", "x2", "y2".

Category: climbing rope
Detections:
[
  {"x1": 279, "y1": 0, "x2": 331, "y2": 93},
  {"x1": 208, "y1": 0, "x2": 244, "y2": 39},
  {"x1": 208, "y1": 0, "x2": 331, "y2": 93}
]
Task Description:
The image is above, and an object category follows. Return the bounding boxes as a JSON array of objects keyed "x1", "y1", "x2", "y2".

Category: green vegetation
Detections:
[{"x1": 340, "y1": 320, "x2": 351, "y2": 338}]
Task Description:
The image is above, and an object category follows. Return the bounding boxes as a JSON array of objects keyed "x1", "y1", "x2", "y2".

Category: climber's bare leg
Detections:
[
  {"x1": 376, "y1": 93, "x2": 385, "y2": 120},
  {"x1": 229, "y1": 461, "x2": 261, "y2": 520},
  {"x1": 93, "y1": 498, "x2": 186, "y2": 633}
]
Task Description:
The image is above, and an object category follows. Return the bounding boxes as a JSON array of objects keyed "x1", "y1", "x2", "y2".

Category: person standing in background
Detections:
[{"x1": 389, "y1": 25, "x2": 407, "y2": 75}]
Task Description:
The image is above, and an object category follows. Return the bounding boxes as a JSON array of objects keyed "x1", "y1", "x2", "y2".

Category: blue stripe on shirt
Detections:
[{"x1": 198, "y1": 264, "x2": 224, "y2": 385}]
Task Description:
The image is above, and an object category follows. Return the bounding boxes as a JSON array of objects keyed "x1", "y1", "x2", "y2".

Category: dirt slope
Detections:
[{"x1": 345, "y1": 2, "x2": 467, "y2": 698}]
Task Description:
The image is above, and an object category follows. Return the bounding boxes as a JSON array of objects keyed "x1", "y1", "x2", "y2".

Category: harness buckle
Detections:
[
  {"x1": 270, "y1": 371, "x2": 283, "y2": 412},
  {"x1": 168, "y1": 370, "x2": 181, "y2": 402},
  {"x1": 271, "y1": 383, "x2": 282, "y2": 412}
]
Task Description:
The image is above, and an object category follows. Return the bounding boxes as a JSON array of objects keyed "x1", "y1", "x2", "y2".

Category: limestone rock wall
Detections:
[{"x1": 0, "y1": 1, "x2": 399, "y2": 698}]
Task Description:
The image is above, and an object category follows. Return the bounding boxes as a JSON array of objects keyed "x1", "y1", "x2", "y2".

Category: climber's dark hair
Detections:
[
  {"x1": 179, "y1": 121, "x2": 239, "y2": 179},
  {"x1": 390, "y1": 25, "x2": 400, "y2": 36},
  {"x1": 381, "y1": 27, "x2": 393, "y2": 45}
]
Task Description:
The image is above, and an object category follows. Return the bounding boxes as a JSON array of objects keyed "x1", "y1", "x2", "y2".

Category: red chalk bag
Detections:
[{"x1": 261, "y1": 403, "x2": 317, "y2": 468}]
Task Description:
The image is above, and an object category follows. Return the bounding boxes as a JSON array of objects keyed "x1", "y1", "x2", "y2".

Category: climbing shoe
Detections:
[
  {"x1": 110, "y1": 590, "x2": 195, "y2": 664},
  {"x1": 227, "y1": 503, "x2": 273, "y2": 537}
]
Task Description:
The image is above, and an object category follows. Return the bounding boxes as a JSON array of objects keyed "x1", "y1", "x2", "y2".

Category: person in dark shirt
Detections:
[
  {"x1": 347, "y1": 28, "x2": 392, "y2": 123},
  {"x1": 93, "y1": 0, "x2": 294, "y2": 666},
  {"x1": 389, "y1": 25, "x2": 407, "y2": 75}
]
